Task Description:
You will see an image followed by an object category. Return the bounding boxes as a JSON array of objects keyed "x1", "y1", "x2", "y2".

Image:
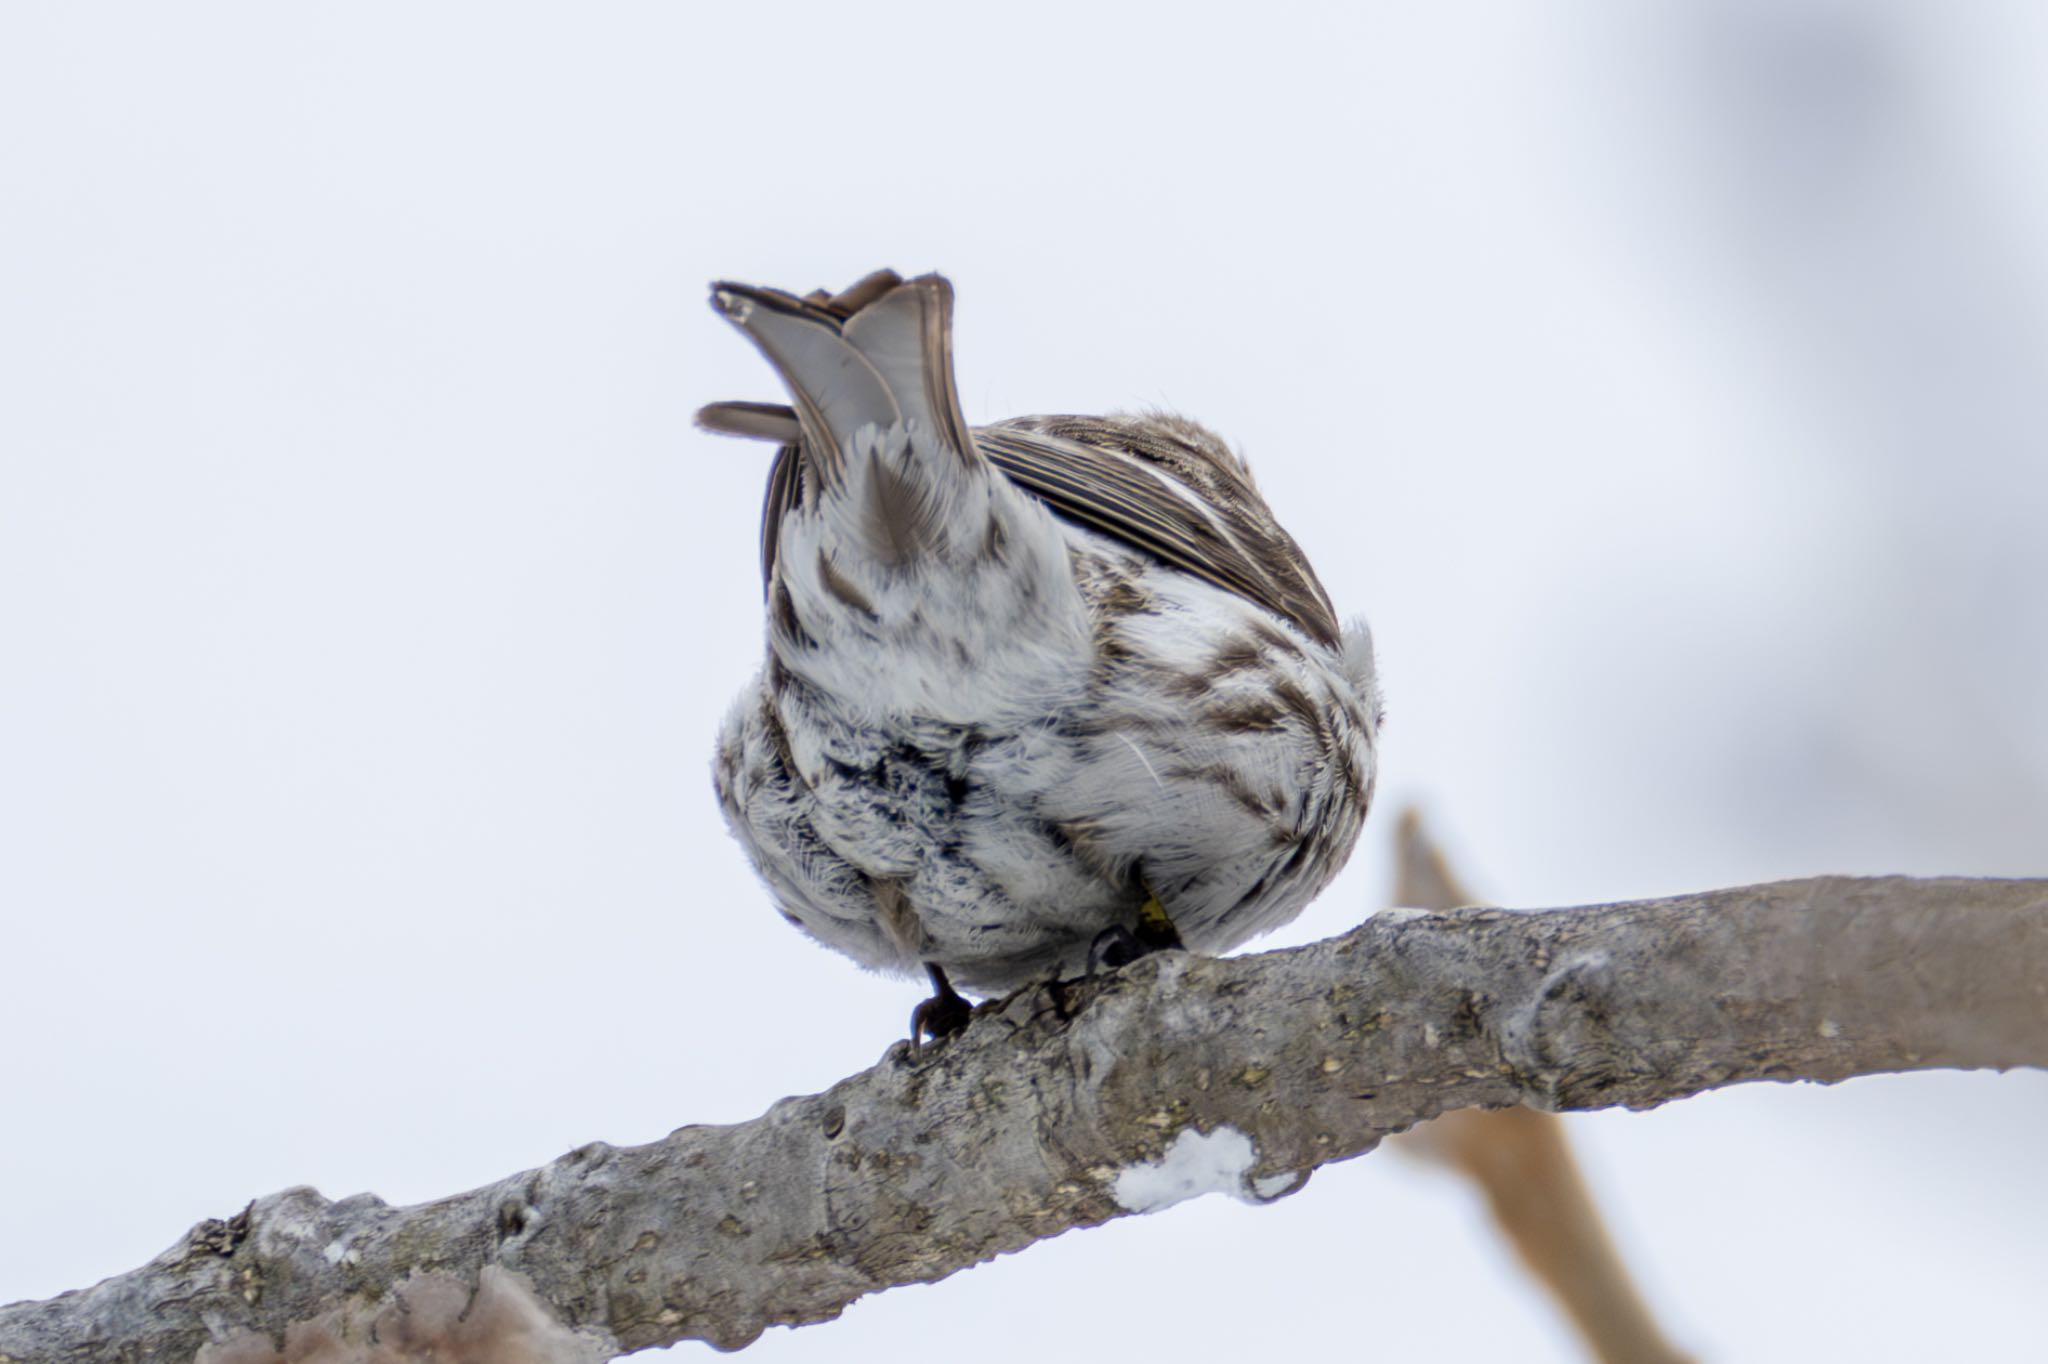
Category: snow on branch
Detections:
[{"x1": 2, "y1": 875, "x2": 2043, "y2": 1362}]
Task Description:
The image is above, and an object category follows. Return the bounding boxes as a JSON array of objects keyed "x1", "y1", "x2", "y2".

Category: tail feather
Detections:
[
  {"x1": 695, "y1": 399, "x2": 800, "y2": 443},
  {"x1": 708, "y1": 272, "x2": 976, "y2": 484},
  {"x1": 710, "y1": 284, "x2": 895, "y2": 481},
  {"x1": 809, "y1": 267, "x2": 904, "y2": 318},
  {"x1": 841, "y1": 277, "x2": 976, "y2": 459}
]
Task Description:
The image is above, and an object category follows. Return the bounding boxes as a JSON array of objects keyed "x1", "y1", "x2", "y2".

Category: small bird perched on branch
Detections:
[{"x1": 701, "y1": 270, "x2": 1381, "y2": 1041}]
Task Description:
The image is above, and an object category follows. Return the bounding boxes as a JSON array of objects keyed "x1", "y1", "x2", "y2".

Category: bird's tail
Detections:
[{"x1": 704, "y1": 270, "x2": 977, "y2": 486}]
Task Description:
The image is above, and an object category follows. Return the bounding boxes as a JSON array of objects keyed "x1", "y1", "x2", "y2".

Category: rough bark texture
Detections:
[{"x1": 3, "y1": 876, "x2": 2043, "y2": 1362}]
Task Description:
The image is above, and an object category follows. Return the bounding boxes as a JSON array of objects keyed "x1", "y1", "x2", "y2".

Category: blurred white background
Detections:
[{"x1": 3, "y1": 3, "x2": 2044, "y2": 1359}]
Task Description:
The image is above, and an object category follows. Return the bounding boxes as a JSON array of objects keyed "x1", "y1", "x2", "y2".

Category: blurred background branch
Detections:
[{"x1": 1390, "y1": 810, "x2": 1696, "y2": 1364}]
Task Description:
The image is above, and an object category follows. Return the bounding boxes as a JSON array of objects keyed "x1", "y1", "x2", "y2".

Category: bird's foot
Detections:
[
  {"x1": 1087, "y1": 925, "x2": 1146, "y2": 974},
  {"x1": 1088, "y1": 894, "x2": 1185, "y2": 975},
  {"x1": 910, "y1": 962, "x2": 973, "y2": 1050}
]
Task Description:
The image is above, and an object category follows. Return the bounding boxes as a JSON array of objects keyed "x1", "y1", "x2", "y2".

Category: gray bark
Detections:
[{"x1": 3, "y1": 875, "x2": 2043, "y2": 1363}]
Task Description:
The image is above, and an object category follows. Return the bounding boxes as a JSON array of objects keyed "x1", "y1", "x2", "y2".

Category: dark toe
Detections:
[
  {"x1": 1088, "y1": 925, "x2": 1145, "y2": 975},
  {"x1": 910, "y1": 990, "x2": 973, "y2": 1048}
]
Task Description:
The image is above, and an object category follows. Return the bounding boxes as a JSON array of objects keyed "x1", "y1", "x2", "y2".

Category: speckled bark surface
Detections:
[{"x1": 3, "y1": 875, "x2": 2043, "y2": 1362}]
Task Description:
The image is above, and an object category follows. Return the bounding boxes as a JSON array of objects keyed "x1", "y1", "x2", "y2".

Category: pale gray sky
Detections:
[{"x1": 4, "y1": 4, "x2": 2044, "y2": 1360}]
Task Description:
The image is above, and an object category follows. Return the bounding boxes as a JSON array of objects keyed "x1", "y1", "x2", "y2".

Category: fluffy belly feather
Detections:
[{"x1": 714, "y1": 483, "x2": 1375, "y2": 995}]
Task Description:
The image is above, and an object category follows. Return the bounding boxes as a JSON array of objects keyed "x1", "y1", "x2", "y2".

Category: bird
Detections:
[{"x1": 700, "y1": 269, "x2": 1382, "y2": 1043}]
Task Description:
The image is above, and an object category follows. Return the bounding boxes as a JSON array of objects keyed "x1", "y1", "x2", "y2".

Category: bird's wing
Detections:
[{"x1": 975, "y1": 415, "x2": 1342, "y2": 649}]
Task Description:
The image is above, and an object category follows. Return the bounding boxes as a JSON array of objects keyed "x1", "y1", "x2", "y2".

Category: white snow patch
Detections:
[
  {"x1": 1374, "y1": 906, "x2": 1433, "y2": 925},
  {"x1": 1112, "y1": 1126, "x2": 1268, "y2": 1213},
  {"x1": 1251, "y1": 1171, "x2": 1299, "y2": 1199},
  {"x1": 321, "y1": 1239, "x2": 357, "y2": 1266}
]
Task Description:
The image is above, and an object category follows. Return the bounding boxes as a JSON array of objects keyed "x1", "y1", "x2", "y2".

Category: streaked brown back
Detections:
[{"x1": 740, "y1": 406, "x2": 1341, "y2": 648}]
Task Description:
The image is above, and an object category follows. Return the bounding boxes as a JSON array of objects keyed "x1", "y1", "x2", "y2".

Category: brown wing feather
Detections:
[{"x1": 979, "y1": 416, "x2": 1341, "y2": 648}]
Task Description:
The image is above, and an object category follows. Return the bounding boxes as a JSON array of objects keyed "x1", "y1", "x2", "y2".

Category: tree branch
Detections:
[{"x1": 4, "y1": 876, "x2": 2043, "y2": 1362}]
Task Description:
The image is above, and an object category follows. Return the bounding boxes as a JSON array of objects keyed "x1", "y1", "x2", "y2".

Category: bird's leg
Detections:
[
  {"x1": 1088, "y1": 890, "x2": 1184, "y2": 975},
  {"x1": 910, "y1": 962, "x2": 973, "y2": 1047}
]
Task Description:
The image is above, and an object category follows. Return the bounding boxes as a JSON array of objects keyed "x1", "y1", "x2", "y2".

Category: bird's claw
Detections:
[
  {"x1": 909, "y1": 962, "x2": 973, "y2": 1051},
  {"x1": 1089, "y1": 893, "x2": 1185, "y2": 976},
  {"x1": 1087, "y1": 924, "x2": 1146, "y2": 975}
]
